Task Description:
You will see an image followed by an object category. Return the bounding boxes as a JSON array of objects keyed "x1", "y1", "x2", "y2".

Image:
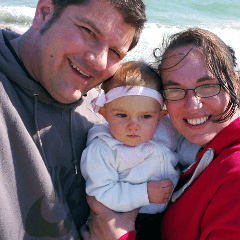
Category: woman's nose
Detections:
[{"x1": 184, "y1": 90, "x2": 202, "y2": 109}]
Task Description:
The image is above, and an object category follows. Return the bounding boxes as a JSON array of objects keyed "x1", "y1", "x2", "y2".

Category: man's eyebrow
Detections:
[
  {"x1": 75, "y1": 17, "x2": 127, "y2": 57},
  {"x1": 76, "y1": 17, "x2": 103, "y2": 36}
]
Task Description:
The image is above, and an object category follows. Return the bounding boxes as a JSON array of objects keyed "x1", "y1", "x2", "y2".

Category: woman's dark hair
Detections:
[
  {"x1": 40, "y1": 0, "x2": 147, "y2": 51},
  {"x1": 155, "y1": 28, "x2": 240, "y2": 122}
]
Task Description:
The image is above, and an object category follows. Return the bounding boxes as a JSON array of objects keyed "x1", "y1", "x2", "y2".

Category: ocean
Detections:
[{"x1": 1, "y1": 0, "x2": 240, "y2": 66}]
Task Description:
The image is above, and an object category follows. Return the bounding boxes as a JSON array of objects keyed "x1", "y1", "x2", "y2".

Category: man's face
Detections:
[{"x1": 31, "y1": 0, "x2": 136, "y2": 103}]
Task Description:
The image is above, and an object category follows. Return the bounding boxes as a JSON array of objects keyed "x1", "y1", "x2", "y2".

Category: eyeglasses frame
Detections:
[{"x1": 162, "y1": 84, "x2": 222, "y2": 101}]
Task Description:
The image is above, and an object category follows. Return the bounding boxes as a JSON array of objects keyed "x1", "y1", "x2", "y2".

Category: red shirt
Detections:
[
  {"x1": 161, "y1": 117, "x2": 240, "y2": 240},
  {"x1": 118, "y1": 231, "x2": 136, "y2": 240}
]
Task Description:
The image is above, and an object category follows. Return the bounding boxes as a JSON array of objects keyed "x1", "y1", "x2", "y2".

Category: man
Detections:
[{"x1": 0, "y1": 0, "x2": 146, "y2": 239}]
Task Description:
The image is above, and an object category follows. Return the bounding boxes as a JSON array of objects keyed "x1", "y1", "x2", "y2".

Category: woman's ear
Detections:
[
  {"x1": 33, "y1": 0, "x2": 54, "y2": 30},
  {"x1": 98, "y1": 107, "x2": 108, "y2": 120},
  {"x1": 234, "y1": 71, "x2": 239, "y2": 96}
]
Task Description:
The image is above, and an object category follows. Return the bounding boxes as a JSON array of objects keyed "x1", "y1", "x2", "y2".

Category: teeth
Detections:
[
  {"x1": 187, "y1": 116, "x2": 209, "y2": 125},
  {"x1": 70, "y1": 62, "x2": 90, "y2": 77}
]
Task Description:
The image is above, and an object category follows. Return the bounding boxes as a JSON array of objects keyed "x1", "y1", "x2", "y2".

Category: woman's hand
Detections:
[{"x1": 80, "y1": 196, "x2": 140, "y2": 240}]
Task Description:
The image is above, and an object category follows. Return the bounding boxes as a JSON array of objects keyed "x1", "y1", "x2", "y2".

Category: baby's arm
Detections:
[
  {"x1": 147, "y1": 179, "x2": 174, "y2": 204},
  {"x1": 154, "y1": 115, "x2": 201, "y2": 168}
]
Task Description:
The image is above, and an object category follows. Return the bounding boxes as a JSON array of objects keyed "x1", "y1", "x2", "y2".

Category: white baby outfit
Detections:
[{"x1": 81, "y1": 116, "x2": 200, "y2": 214}]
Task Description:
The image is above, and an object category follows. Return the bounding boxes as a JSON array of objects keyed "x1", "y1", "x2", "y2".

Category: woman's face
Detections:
[{"x1": 161, "y1": 45, "x2": 238, "y2": 146}]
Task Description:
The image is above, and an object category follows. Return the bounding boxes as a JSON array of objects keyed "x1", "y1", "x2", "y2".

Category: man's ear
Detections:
[
  {"x1": 33, "y1": 0, "x2": 54, "y2": 30},
  {"x1": 98, "y1": 107, "x2": 108, "y2": 120}
]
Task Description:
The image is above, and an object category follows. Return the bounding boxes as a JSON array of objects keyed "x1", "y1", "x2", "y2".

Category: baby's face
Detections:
[{"x1": 104, "y1": 95, "x2": 163, "y2": 146}]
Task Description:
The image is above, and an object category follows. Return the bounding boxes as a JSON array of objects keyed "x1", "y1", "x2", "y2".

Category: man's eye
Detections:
[
  {"x1": 110, "y1": 48, "x2": 121, "y2": 59},
  {"x1": 117, "y1": 113, "x2": 127, "y2": 118},
  {"x1": 142, "y1": 115, "x2": 151, "y2": 119},
  {"x1": 81, "y1": 26, "x2": 94, "y2": 36}
]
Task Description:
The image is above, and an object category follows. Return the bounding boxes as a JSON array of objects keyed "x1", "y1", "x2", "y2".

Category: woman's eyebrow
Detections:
[
  {"x1": 163, "y1": 80, "x2": 180, "y2": 88},
  {"x1": 163, "y1": 75, "x2": 217, "y2": 87},
  {"x1": 197, "y1": 76, "x2": 217, "y2": 83}
]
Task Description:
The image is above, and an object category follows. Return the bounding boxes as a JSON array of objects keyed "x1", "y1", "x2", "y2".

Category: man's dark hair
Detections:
[{"x1": 40, "y1": 0, "x2": 147, "y2": 51}]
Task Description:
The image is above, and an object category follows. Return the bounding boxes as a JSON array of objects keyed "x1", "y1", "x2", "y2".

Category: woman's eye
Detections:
[{"x1": 117, "y1": 113, "x2": 127, "y2": 118}]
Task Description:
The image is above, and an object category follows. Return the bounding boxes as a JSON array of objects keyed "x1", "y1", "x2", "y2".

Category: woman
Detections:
[
  {"x1": 81, "y1": 28, "x2": 240, "y2": 240},
  {"x1": 158, "y1": 28, "x2": 240, "y2": 240}
]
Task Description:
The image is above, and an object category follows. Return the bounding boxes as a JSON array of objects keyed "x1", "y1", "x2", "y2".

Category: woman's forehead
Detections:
[
  {"x1": 162, "y1": 45, "x2": 206, "y2": 71},
  {"x1": 161, "y1": 46, "x2": 219, "y2": 87},
  {"x1": 165, "y1": 45, "x2": 202, "y2": 60}
]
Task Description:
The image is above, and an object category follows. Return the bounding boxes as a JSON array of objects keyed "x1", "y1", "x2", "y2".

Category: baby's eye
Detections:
[
  {"x1": 142, "y1": 115, "x2": 151, "y2": 119},
  {"x1": 117, "y1": 113, "x2": 127, "y2": 118}
]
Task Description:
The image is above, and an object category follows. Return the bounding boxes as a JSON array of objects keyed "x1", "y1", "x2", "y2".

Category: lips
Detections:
[
  {"x1": 69, "y1": 60, "x2": 91, "y2": 78},
  {"x1": 127, "y1": 135, "x2": 139, "y2": 138},
  {"x1": 186, "y1": 116, "x2": 209, "y2": 125}
]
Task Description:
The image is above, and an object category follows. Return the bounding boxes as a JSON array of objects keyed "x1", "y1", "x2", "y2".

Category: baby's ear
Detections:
[
  {"x1": 98, "y1": 107, "x2": 107, "y2": 120},
  {"x1": 159, "y1": 109, "x2": 168, "y2": 121}
]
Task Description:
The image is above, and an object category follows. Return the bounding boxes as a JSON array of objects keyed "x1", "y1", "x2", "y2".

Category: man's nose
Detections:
[{"x1": 84, "y1": 42, "x2": 108, "y2": 72}]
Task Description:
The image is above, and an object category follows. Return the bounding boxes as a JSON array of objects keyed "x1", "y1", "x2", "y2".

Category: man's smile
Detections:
[{"x1": 69, "y1": 60, "x2": 92, "y2": 78}]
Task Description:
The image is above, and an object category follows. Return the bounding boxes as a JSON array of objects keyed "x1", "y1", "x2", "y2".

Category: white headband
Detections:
[{"x1": 91, "y1": 86, "x2": 163, "y2": 112}]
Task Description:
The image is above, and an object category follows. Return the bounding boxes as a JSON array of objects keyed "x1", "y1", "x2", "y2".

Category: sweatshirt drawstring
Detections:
[
  {"x1": 34, "y1": 94, "x2": 78, "y2": 176},
  {"x1": 34, "y1": 94, "x2": 51, "y2": 173},
  {"x1": 70, "y1": 110, "x2": 79, "y2": 175}
]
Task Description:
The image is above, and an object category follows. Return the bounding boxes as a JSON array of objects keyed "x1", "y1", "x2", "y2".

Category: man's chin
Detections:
[{"x1": 55, "y1": 93, "x2": 83, "y2": 104}]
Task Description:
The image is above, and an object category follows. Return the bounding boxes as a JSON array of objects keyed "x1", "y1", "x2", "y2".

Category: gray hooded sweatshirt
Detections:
[{"x1": 0, "y1": 29, "x2": 103, "y2": 240}]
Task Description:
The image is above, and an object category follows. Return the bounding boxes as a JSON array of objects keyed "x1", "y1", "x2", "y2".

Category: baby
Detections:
[{"x1": 81, "y1": 61, "x2": 199, "y2": 216}]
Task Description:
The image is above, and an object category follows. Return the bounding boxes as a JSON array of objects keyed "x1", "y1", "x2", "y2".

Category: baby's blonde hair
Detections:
[{"x1": 101, "y1": 61, "x2": 161, "y2": 93}]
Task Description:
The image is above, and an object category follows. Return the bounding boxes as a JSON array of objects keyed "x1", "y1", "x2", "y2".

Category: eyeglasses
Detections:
[{"x1": 162, "y1": 84, "x2": 222, "y2": 101}]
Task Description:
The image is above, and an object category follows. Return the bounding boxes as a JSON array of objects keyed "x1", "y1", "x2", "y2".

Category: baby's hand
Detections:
[{"x1": 147, "y1": 179, "x2": 174, "y2": 204}]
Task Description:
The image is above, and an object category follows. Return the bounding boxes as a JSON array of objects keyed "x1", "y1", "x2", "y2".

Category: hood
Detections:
[
  {"x1": 0, "y1": 29, "x2": 83, "y2": 109},
  {"x1": 86, "y1": 122, "x2": 123, "y2": 149}
]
